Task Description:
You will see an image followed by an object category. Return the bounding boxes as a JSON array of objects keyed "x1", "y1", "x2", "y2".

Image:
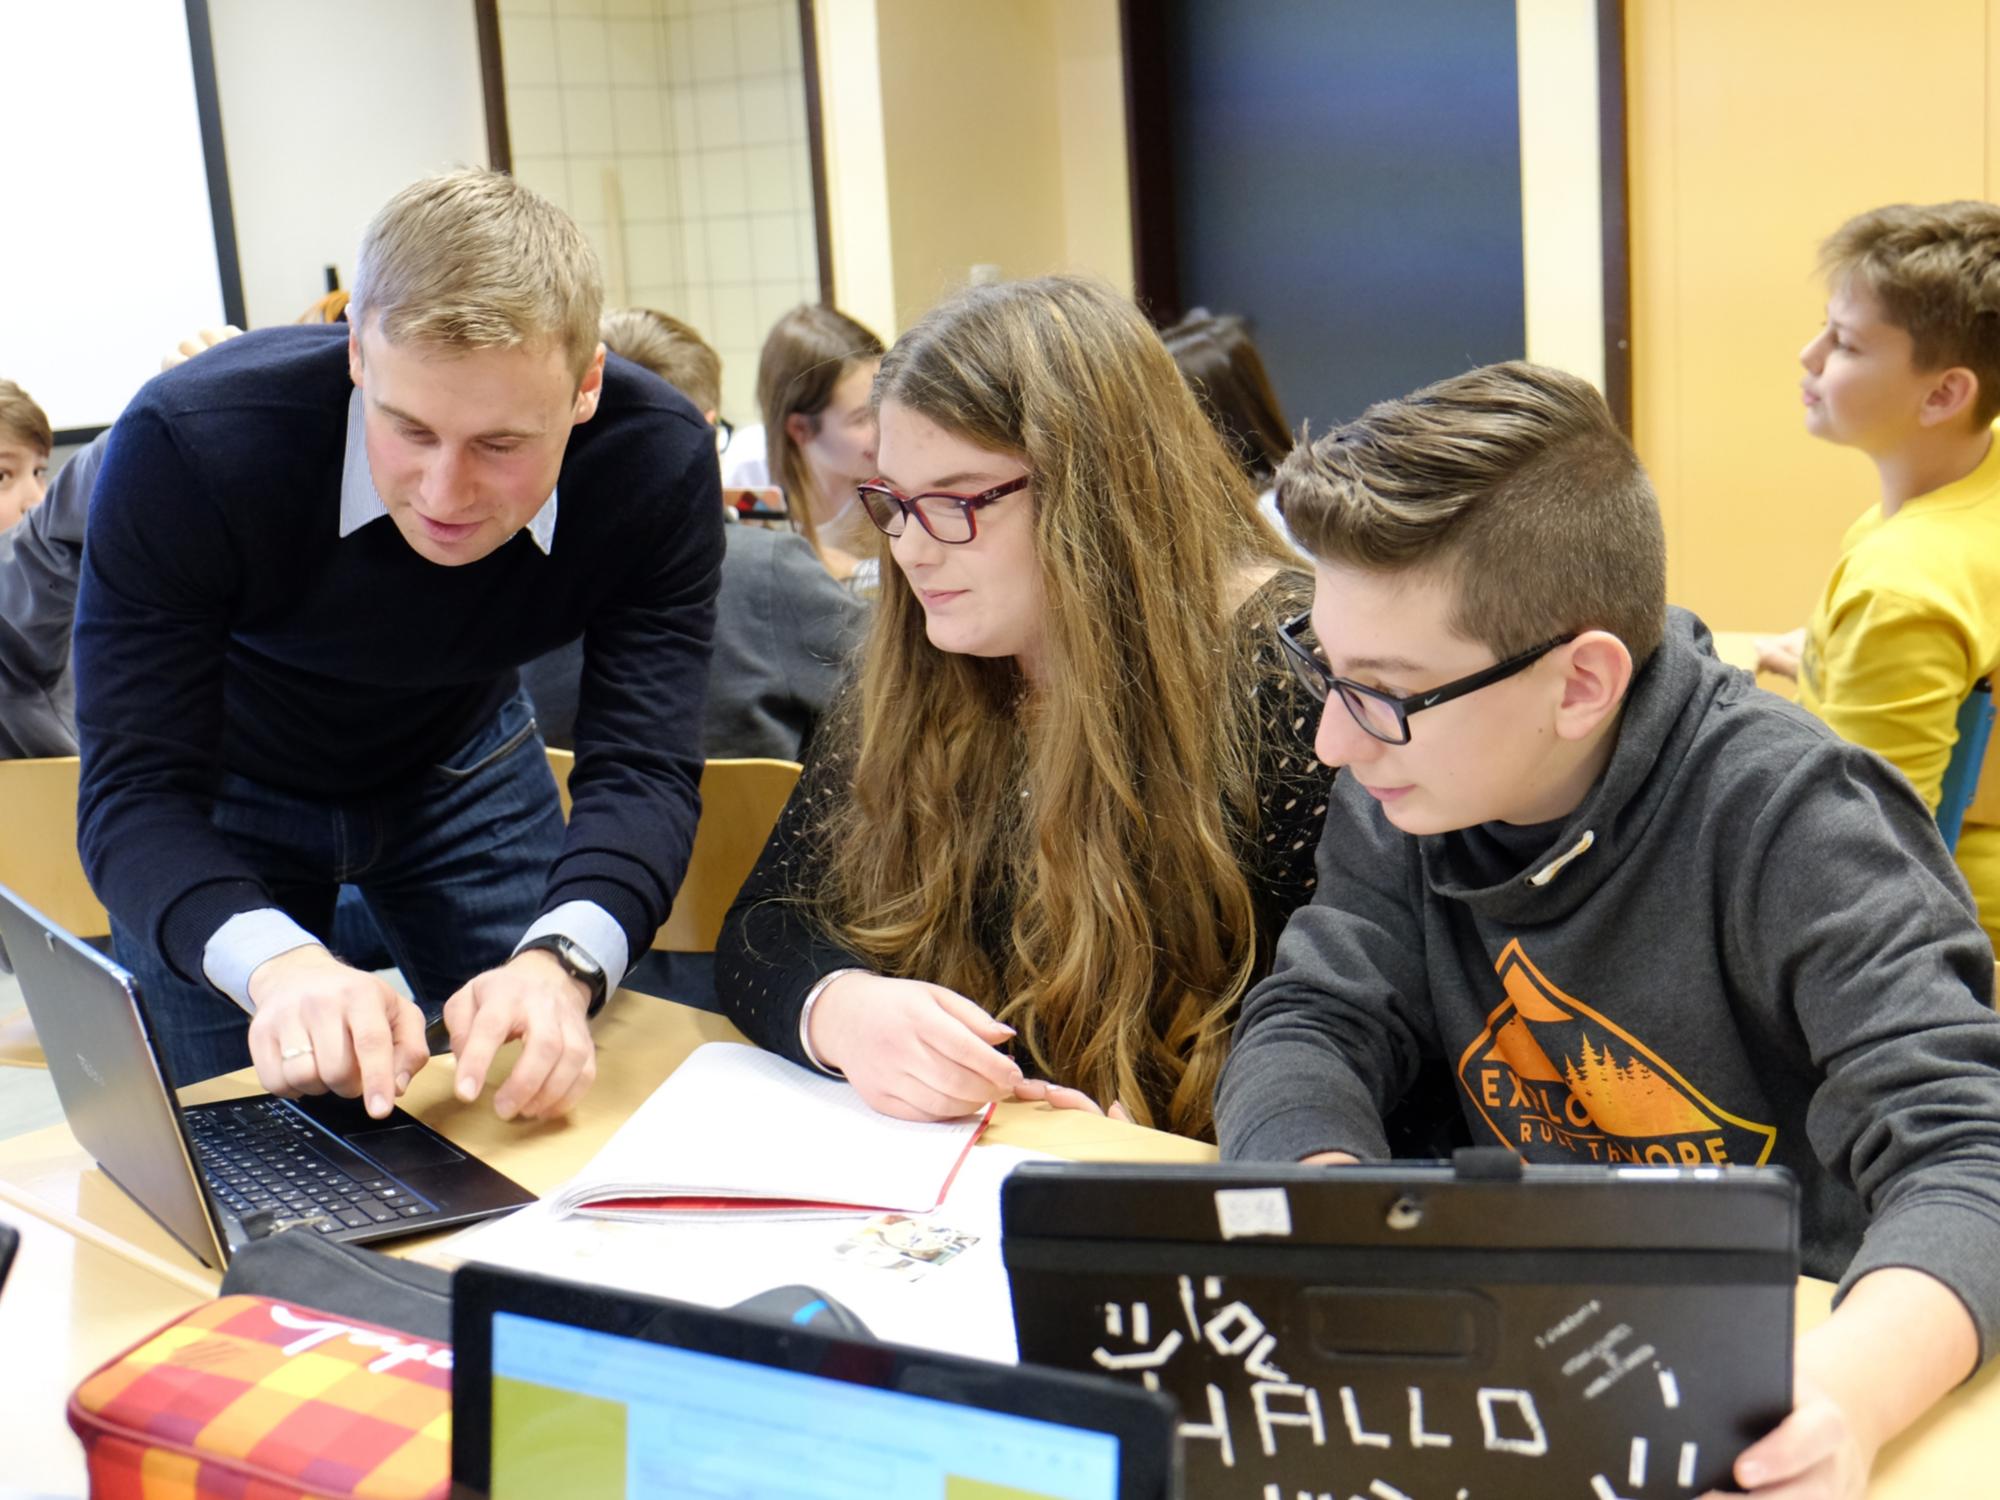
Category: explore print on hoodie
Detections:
[{"x1": 1218, "y1": 611, "x2": 2000, "y2": 1357}]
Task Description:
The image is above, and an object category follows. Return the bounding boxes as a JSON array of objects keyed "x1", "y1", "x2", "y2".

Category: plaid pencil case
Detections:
[{"x1": 67, "y1": 1294, "x2": 449, "y2": 1499}]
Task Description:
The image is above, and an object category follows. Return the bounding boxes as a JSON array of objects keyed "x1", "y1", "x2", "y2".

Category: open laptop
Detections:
[
  {"x1": 0, "y1": 884, "x2": 533, "y2": 1270},
  {"x1": 452, "y1": 1263, "x2": 1182, "y2": 1500},
  {"x1": 1004, "y1": 1154, "x2": 1796, "y2": 1500}
]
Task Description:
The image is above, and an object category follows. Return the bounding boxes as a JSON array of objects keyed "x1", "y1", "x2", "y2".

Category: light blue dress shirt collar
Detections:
[{"x1": 338, "y1": 386, "x2": 558, "y2": 553}]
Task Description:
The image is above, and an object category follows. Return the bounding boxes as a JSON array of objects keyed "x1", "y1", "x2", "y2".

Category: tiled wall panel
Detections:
[{"x1": 500, "y1": 0, "x2": 820, "y2": 421}]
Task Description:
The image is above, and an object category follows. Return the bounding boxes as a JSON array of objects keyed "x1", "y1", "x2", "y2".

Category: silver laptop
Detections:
[{"x1": 0, "y1": 883, "x2": 533, "y2": 1269}]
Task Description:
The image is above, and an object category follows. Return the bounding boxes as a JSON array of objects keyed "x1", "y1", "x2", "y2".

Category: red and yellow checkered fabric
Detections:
[{"x1": 68, "y1": 1294, "x2": 449, "y2": 1500}]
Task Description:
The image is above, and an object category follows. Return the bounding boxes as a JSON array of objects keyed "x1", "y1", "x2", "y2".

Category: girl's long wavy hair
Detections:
[{"x1": 813, "y1": 276, "x2": 1298, "y2": 1138}]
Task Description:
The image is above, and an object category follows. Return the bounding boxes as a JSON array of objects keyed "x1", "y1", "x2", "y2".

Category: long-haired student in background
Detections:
[
  {"x1": 717, "y1": 276, "x2": 1331, "y2": 1141},
  {"x1": 746, "y1": 304, "x2": 886, "y2": 589}
]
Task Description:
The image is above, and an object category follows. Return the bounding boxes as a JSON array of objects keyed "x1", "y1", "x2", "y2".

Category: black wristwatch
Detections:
[{"x1": 515, "y1": 934, "x2": 608, "y2": 1018}]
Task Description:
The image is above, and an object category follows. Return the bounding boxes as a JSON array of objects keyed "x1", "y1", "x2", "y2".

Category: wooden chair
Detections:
[
  {"x1": 0, "y1": 756, "x2": 107, "y2": 1068},
  {"x1": 545, "y1": 749, "x2": 802, "y2": 953}
]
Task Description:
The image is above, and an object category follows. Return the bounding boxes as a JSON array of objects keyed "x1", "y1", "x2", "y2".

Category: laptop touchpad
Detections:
[{"x1": 344, "y1": 1125, "x2": 467, "y2": 1173}]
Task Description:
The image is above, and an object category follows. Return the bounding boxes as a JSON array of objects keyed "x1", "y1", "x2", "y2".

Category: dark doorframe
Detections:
[
  {"x1": 1597, "y1": 0, "x2": 1633, "y2": 433},
  {"x1": 473, "y1": 0, "x2": 511, "y2": 172},
  {"x1": 1121, "y1": 0, "x2": 1181, "y2": 326},
  {"x1": 797, "y1": 0, "x2": 836, "y2": 305}
]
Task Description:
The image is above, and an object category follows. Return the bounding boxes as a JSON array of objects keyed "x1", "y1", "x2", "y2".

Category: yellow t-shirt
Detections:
[{"x1": 1797, "y1": 432, "x2": 2000, "y2": 951}]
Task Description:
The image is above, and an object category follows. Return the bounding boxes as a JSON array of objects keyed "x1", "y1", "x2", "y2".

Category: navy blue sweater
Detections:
[{"x1": 74, "y1": 324, "x2": 723, "y2": 983}]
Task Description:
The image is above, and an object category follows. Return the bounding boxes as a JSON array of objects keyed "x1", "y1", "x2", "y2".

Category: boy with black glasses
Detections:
[{"x1": 1220, "y1": 361, "x2": 2000, "y2": 1499}]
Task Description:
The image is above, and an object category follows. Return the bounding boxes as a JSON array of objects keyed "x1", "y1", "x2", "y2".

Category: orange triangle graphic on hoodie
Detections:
[{"x1": 1457, "y1": 939, "x2": 1777, "y2": 1166}]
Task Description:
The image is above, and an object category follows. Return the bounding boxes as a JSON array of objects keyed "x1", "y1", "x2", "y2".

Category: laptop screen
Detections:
[
  {"x1": 453, "y1": 1264, "x2": 1180, "y2": 1500},
  {"x1": 489, "y1": 1308, "x2": 1122, "y2": 1498}
]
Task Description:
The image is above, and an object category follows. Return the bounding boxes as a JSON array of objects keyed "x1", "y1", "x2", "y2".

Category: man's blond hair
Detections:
[
  {"x1": 600, "y1": 307, "x2": 721, "y2": 415},
  {"x1": 1278, "y1": 361, "x2": 1667, "y2": 665},
  {"x1": 1821, "y1": 201, "x2": 2000, "y2": 425},
  {"x1": 0, "y1": 380, "x2": 52, "y2": 455},
  {"x1": 350, "y1": 169, "x2": 602, "y2": 381}
]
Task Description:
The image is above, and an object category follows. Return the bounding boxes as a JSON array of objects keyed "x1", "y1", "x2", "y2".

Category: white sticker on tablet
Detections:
[{"x1": 1215, "y1": 1187, "x2": 1292, "y2": 1240}]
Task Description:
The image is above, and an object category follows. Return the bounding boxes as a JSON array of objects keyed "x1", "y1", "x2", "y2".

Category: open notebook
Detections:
[{"x1": 548, "y1": 1042, "x2": 993, "y2": 1221}]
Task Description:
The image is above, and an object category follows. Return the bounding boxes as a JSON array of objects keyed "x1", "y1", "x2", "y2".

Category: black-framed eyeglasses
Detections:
[
  {"x1": 1276, "y1": 611, "x2": 1576, "y2": 745},
  {"x1": 855, "y1": 474, "x2": 1030, "y2": 544},
  {"x1": 713, "y1": 417, "x2": 735, "y2": 456}
]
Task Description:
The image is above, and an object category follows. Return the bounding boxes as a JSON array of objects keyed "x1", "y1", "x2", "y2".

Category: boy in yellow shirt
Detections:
[{"x1": 1763, "y1": 202, "x2": 2000, "y2": 948}]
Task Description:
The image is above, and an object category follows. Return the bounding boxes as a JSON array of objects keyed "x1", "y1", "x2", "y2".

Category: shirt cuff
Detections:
[
  {"x1": 202, "y1": 908, "x2": 324, "y2": 1015},
  {"x1": 515, "y1": 900, "x2": 631, "y2": 1001}
]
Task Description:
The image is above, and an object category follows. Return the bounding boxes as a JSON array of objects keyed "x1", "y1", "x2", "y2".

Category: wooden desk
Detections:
[
  {"x1": 0, "y1": 989, "x2": 1989, "y2": 1496},
  {"x1": 0, "y1": 1201, "x2": 210, "y2": 1493}
]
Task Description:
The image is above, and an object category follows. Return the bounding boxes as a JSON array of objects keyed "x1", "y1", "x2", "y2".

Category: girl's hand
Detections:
[{"x1": 809, "y1": 973, "x2": 1021, "y2": 1120}]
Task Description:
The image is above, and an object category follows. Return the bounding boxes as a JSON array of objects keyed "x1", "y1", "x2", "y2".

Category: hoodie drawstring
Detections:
[{"x1": 1529, "y1": 829, "x2": 1596, "y2": 887}]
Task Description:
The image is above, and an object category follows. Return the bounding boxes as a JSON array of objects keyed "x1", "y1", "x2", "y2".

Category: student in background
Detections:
[
  {"x1": 74, "y1": 170, "x2": 723, "y2": 1120},
  {"x1": 717, "y1": 276, "x2": 1330, "y2": 1141},
  {"x1": 0, "y1": 333, "x2": 242, "y2": 759},
  {"x1": 0, "y1": 381, "x2": 51, "y2": 530},
  {"x1": 1220, "y1": 362, "x2": 2000, "y2": 1499},
  {"x1": 1758, "y1": 202, "x2": 2000, "y2": 949},
  {"x1": 752, "y1": 304, "x2": 885, "y2": 589},
  {"x1": 524, "y1": 307, "x2": 862, "y2": 760},
  {"x1": 1161, "y1": 309, "x2": 1302, "y2": 553},
  {"x1": 0, "y1": 378, "x2": 66, "y2": 754}
]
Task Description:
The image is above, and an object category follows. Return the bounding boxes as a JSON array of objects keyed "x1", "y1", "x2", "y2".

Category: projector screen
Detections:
[{"x1": 0, "y1": 0, "x2": 244, "y2": 439}]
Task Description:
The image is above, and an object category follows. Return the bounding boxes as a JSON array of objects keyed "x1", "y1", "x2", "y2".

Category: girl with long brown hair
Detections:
[
  {"x1": 753, "y1": 304, "x2": 885, "y2": 584},
  {"x1": 716, "y1": 276, "x2": 1332, "y2": 1140}
]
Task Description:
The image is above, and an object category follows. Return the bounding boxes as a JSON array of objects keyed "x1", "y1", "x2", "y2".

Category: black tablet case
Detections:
[{"x1": 1004, "y1": 1158, "x2": 1796, "y2": 1500}]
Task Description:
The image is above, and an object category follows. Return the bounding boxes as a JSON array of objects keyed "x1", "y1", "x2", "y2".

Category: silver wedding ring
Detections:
[{"x1": 280, "y1": 1044, "x2": 314, "y2": 1062}]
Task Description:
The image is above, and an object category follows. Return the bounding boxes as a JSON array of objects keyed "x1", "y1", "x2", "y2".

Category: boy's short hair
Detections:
[
  {"x1": 350, "y1": 169, "x2": 602, "y2": 382},
  {"x1": 1821, "y1": 202, "x2": 2000, "y2": 425},
  {"x1": 0, "y1": 380, "x2": 52, "y2": 455},
  {"x1": 1278, "y1": 360, "x2": 1667, "y2": 665},
  {"x1": 600, "y1": 306, "x2": 722, "y2": 415}
]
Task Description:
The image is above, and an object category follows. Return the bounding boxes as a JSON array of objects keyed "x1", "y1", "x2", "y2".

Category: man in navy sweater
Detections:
[{"x1": 73, "y1": 170, "x2": 722, "y2": 1122}]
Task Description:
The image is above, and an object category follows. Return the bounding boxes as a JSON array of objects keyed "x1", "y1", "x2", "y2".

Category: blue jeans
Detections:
[{"x1": 114, "y1": 690, "x2": 565, "y2": 1085}]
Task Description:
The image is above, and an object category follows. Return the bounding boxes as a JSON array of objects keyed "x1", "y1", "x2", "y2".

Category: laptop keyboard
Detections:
[{"x1": 185, "y1": 1096, "x2": 438, "y2": 1235}]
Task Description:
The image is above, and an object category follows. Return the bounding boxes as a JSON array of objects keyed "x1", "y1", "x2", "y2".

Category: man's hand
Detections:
[
  {"x1": 245, "y1": 945, "x2": 430, "y2": 1118},
  {"x1": 443, "y1": 949, "x2": 598, "y2": 1121},
  {"x1": 1302, "y1": 1150, "x2": 1361, "y2": 1165},
  {"x1": 160, "y1": 325, "x2": 244, "y2": 372},
  {"x1": 809, "y1": 973, "x2": 1022, "y2": 1120}
]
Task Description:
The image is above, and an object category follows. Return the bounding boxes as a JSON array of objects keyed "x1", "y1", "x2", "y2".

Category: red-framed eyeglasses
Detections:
[{"x1": 854, "y1": 474, "x2": 1031, "y2": 544}]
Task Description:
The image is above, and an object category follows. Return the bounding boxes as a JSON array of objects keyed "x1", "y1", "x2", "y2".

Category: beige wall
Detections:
[
  {"x1": 817, "y1": 0, "x2": 1131, "y2": 339},
  {"x1": 1629, "y1": 0, "x2": 1997, "y2": 631}
]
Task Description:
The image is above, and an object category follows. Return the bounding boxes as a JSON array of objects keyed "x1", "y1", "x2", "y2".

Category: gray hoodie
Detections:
[{"x1": 1218, "y1": 609, "x2": 2000, "y2": 1357}]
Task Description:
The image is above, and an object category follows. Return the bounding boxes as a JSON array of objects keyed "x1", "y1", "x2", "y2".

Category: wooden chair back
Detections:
[
  {"x1": 0, "y1": 756, "x2": 106, "y2": 937},
  {"x1": 0, "y1": 755, "x2": 105, "y2": 1068},
  {"x1": 544, "y1": 750, "x2": 801, "y2": 953}
]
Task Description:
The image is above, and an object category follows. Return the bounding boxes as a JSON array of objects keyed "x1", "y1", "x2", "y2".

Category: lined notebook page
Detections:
[{"x1": 549, "y1": 1042, "x2": 992, "y2": 1217}]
